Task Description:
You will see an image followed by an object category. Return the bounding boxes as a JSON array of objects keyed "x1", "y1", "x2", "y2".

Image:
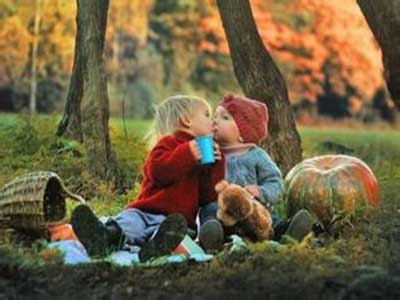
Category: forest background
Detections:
[{"x1": 1, "y1": 0, "x2": 397, "y2": 125}]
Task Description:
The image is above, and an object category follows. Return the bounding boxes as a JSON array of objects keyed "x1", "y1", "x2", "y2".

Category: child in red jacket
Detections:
[{"x1": 71, "y1": 95, "x2": 225, "y2": 261}]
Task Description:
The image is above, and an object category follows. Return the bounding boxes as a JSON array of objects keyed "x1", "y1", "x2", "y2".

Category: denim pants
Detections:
[
  {"x1": 199, "y1": 201, "x2": 218, "y2": 224},
  {"x1": 108, "y1": 208, "x2": 166, "y2": 246},
  {"x1": 108, "y1": 202, "x2": 219, "y2": 246}
]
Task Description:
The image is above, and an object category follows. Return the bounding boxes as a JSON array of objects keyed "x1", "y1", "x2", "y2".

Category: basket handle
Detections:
[
  {"x1": 59, "y1": 182, "x2": 86, "y2": 204},
  {"x1": 65, "y1": 191, "x2": 86, "y2": 204}
]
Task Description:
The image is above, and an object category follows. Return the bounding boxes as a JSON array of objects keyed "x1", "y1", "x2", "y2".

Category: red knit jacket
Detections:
[{"x1": 125, "y1": 131, "x2": 225, "y2": 228}]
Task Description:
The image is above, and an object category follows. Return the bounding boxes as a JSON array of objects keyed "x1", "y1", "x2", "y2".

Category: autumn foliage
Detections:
[
  {"x1": 0, "y1": 0, "x2": 386, "y2": 119},
  {"x1": 201, "y1": 0, "x2": 384, "y2": 114}
]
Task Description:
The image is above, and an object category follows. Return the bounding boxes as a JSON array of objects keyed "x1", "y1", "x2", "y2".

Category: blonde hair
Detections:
[{"x1": 145, "y1": 95, "x2": 211, "y2": 147}]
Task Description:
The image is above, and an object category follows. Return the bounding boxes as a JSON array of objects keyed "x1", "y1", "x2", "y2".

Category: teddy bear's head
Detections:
[{"x1": 215, "y1": 180, "x2": 254, "y2": 226}]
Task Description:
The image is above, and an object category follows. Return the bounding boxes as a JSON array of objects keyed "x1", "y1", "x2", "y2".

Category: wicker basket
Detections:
[{"x1": 0, "y1": 172, "x2": 85, "y2": 233}]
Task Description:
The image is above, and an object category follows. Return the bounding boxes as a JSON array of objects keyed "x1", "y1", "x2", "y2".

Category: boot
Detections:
[
  {"x1": 199, "y1": 219, "x2": 224, "y2": 253},
  {"x1": 139, "y1": 213, "x2": 187, "y2": 262},
  {"x1": 285, "y1": 209, "x2": 314, "y2": 241},
  {"x1": 71, "y1": 205, "x2": 124, "y2": 257},
  {"x1": 104, "y1": 219, "x2": 125, "y2": 248}
]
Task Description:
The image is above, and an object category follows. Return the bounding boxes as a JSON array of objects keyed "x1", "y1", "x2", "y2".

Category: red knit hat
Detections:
[{"x1": 218, "y1": 93, "x2": 269, "y2": 144}]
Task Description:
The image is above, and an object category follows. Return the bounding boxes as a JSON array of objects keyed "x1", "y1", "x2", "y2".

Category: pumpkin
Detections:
[{"x1": 284, "y1": 155, "x2": 379, "y2": 229}]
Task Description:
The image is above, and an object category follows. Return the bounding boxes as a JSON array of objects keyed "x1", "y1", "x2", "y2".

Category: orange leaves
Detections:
[
  {"x1": 198, "y1": 7, "x2": 229, "y2": 55},
  {"x1": 0, "y1": 16, "x2": 31, "y2": 84},
  {"x1": 300, "y1": 0, "x2": 383, "y2": 101},
  {"x1": 200, "y1": 0, "x2": 383, "y2": 108},
  {"x1": 107, "y1": 0, "x2": 152, "y2": 45},
  {"x1": 0, "y1": 0, "x2": 384, "y2": 114},
  {"x1": 0, "y1": 0, "x2": 77, "y2": 84},
  {"x1": 276, "y1": 0, "x2": 383, "y2": 103}
]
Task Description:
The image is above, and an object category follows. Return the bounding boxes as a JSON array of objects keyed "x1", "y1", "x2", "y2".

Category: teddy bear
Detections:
[{"x1": 215, "y1": 180, "x2": 274, "y2": 242}]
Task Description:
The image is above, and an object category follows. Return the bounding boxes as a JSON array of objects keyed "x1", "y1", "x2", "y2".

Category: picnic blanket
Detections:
[
  {"x1": 47, "y1": 235, "x2": 212, "y2": 266},
  {"x1": 46, "y1": 234, "x2": 249, "y2": 266}
]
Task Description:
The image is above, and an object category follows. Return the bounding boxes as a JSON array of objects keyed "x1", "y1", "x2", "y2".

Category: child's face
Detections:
[
  {"x1": 186, "y1": 101, "x2": 213, "y2": 137},
  {"x1": 212, "y1": 106, "x2": 241, "y2": 146}
]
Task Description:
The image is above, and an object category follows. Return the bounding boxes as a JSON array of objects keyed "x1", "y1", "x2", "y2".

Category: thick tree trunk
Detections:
[
  {"x1": 216, "y1": 0, "x2": 302, "y2": 176},
  {"x1": 57, "y1": 0, "x2": 117, "y2": 181},
  {"x1": 56, "y1": 28, "x2": 84, "y2": 141},
  {"x1": 357, "y1": 0, "x2": 400, "y2": 110}
]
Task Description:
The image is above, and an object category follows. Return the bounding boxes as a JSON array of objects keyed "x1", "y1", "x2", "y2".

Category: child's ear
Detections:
[
  {"x1": 238, "y1": 136, "x2": 244, "y2": 143},
  {"x1": 179, "y1": 114, "x2": 192, "y2": 128}
]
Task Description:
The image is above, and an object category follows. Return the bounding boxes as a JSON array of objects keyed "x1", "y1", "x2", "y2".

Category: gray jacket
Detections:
[{"x1": 224, "y1": 146, "x2": 284, "y2": 207}]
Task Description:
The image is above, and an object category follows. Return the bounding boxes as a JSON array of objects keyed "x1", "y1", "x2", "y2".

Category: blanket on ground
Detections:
[{"x1": 46, "y1": 234, "x2": 250, "y2": 266}]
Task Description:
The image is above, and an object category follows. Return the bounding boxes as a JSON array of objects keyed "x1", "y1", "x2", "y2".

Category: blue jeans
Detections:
[
  {"x1": 183, "y1": 202, "x2": 219, "y2": 239},
  {"x1": 108, "y1": 203, "x2": 219, "y2": 244},
  {"x1": 199, "y1": 201, "x2": 218, "y2": 224},
  {"x1": 107, "y1": 208, "x2": 166, "y2": 246}
]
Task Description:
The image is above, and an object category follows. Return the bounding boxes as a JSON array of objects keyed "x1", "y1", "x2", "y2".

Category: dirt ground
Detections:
[{"x1": 2, "y1": 184, "x2": 400, "y2": 300}]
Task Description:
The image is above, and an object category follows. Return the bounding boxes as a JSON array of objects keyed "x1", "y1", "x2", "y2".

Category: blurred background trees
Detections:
[
  {"x1": 357, "y1": 0, "x2": 400, "y2": 113},
  {"x1": 0, "y1": 0, "x2": 397, "y2": 123}
]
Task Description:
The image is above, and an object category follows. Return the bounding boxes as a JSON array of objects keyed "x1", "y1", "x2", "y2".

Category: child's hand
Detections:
[
  {"x1": 213, "y1": 142, "x2": 222, "y2": 161},
  {"x1": 189, "y1": 140, "x2": 202, "y2": 162},
  {"x1": 244, "y1": 185, "x2": 260, "y2": 198}
]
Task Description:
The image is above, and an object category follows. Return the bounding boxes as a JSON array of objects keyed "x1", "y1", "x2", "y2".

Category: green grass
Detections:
[
  {"x1": 109, "y1": 118, "x2": 151, "y2": 138},
  {"x1": 0, "y1": 113, "x2": 152, "y2": 139}
]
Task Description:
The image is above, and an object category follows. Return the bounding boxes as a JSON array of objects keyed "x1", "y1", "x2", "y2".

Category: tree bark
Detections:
[
  {"x1": 57, "y1": 0, "x2": 117, "y2": 181},
  {"x1": 357, "y1": 0, "x2": 400, "y2": 110},
  {"x1": 56, "y1": 23, "x2": 84, "y2": 141},
  {"x1": 216, "y1": 0, "x2": 302, "y2": 176}
]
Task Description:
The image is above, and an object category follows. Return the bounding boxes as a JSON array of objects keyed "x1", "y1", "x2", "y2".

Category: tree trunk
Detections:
[
  {"x1": 216, "y1": 0, "x2": 302, "y2": 176},
  {"x1": 57, "y1": 0, "x2": 117, "y2": 181},
  {"x1": 357, "y1": 0, "x2": 400, "y2": 110},
  {"x1": 29, "y1": 0, "x2": 42, "y2": 114},
  {"x1": 56, "y1": 23, "x2": 84, "y2": 141}
]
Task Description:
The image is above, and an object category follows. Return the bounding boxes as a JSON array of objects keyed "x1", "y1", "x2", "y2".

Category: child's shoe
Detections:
[
  {"x1": 71, "y1": 204, "x2": 124, "y2": 257},
  {"x1": 139, "y1": 213, "x2": 187, "y2": 262},
  {"x1": 199, "y1": 219, "x2": 224, "y2": 252},
  {"x1": 285, "y1": 209, "x2": 314, "y2": 241}
]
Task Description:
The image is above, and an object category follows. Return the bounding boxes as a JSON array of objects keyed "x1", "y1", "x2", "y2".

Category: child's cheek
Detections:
[{"x1": 215, "y1": 132, "x2": 224, "y2": 142}]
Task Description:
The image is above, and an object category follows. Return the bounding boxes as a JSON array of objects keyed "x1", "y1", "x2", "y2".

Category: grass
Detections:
[
  {"x1": 1, "y1": 113, "x2": 400, "y2": 298},
  {"x1": 109, "y1": 117, "x2": 152, "y2": 138}
]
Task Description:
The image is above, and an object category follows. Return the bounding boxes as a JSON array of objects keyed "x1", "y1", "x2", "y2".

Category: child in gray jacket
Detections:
[{"x1": 206, "y1": 93, "x2": 313, "y2": 247}]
